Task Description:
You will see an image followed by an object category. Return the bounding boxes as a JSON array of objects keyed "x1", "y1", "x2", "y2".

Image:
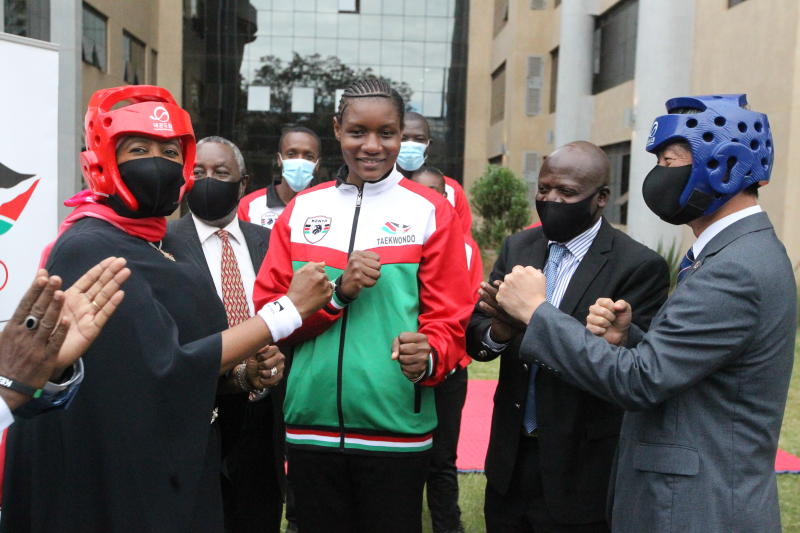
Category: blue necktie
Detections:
[
  {"x1": 522, "y1": 243, "x2": 567, "y2": 434},
  {"x1": 677, "y1": 248, "x2": 695, "y2": 284}
]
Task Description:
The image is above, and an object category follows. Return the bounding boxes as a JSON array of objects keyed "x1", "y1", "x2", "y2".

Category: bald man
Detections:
[{"x1": 467, "y1": 141, "x2": 669, "y2": 532}]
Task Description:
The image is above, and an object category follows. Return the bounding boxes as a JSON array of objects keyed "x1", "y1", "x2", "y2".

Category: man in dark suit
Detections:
[
  {"x1": 495, "y1": 95, "x2": 795, "y2": 533},
  {"x1": 467, "y1": 141, "x2": 669, "y2": 532},
  {"x1": 166, "y1": 136, "x2": 286, "y2": 533}
]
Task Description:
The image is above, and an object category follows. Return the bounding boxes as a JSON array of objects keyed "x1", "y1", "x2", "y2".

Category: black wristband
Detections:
[
  {"x1": 334, "y1": 276, "x2": 356, "y2": 306},
  {"x1": 0, "y1": 375, "x2": 43, "y2": 398}
]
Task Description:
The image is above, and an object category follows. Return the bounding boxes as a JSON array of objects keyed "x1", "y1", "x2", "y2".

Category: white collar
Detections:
[
  {"x1": 692, "y1": 205, "x2": 762, "y2": 258},
  {"x1": 191, "y1": 213, "x2": 244, "y2": 245}
]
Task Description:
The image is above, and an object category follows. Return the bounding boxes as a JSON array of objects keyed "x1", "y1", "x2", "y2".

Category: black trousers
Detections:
[
  {"x1": 484, "y1": 437, "x2": 609, "y2": 533},
  {"x1": 289, "y1": 447, "x2": 430, "y2": 533},
  {"x1": 220, "y1": 396, "x2": 283, "y2": 533},
  {"x1": 426, "y1": 365, "x2": 468, "y2": 532}
]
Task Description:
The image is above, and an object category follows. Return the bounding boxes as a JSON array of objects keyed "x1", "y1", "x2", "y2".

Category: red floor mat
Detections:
[{"x1": 456, "y1": 380, "x2": 800, "y2": 474}]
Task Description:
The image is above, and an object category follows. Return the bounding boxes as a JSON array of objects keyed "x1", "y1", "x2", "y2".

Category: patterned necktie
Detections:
[
  {"x1": 522, "y1": 243, "x2": 567, "y2": 434},
  {"x1": 217, "y1": 229, "x2": 250, "y2": 327},
  {"x1": 676, "y1": 247, "x2": 695, "y2": 284}
]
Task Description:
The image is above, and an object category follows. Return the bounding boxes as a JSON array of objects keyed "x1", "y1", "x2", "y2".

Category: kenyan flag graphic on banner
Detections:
[{"x1": 0, "y1": 162, "x2": 39, "y2": 235}]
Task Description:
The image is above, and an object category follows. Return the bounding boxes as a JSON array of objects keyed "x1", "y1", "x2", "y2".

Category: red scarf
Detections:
[{"x1": 39, "y1": 190, "x2": 167, "y2": 267}]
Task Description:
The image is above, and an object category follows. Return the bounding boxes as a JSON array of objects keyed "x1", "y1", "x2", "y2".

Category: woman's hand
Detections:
[
  {"x1": 286, "y1": 262, "x2": 333, "y2": 319},
  {"x1": 246, "y1": 345, "x2": 285, "y2": 389}
]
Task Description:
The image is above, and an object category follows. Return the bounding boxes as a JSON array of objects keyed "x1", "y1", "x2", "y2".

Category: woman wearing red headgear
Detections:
[{"x1": 1, "y1": 86, "x2": 332, "y2": 533}]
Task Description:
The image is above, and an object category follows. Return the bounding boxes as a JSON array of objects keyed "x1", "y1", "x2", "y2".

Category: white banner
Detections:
[{"x1": 0, "y1": 33, "x2": 59, "y2": 325}]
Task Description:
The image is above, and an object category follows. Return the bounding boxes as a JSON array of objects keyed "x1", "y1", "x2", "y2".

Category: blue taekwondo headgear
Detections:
[{"x1": 644, "y1": 94, "x2": 773, "y2": 221}]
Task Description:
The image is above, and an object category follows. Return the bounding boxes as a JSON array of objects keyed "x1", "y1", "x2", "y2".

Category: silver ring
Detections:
[
  {"x1": 269, "y1": 366, "x2": 278, "y2": 377},
  {"x1": 24, "y1": 315, "x2": 39, "y2": 331}
]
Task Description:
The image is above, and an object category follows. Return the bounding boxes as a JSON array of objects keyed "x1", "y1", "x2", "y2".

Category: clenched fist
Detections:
[
  {"x1": 287, "y1": 262, "x2": 333, "y2": 319},
  {"x1": 496, "y1": 265, "x2": 547, "y2": 324},
  {"x1": 391, "y1": 332, "x2": 431, "y2": 382},
  {"x1": 339, "y1": 250, "x2": 381, "y2": 300},
  {"x1": 246, "y1": 345, "x2": 286, "y2": 389},
  {"x1": 586, "y1": 297, "x2": 632, "y2": 347}
]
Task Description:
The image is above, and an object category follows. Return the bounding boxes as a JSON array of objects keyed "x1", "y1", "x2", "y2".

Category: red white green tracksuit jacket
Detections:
[{"x1": 253, "y1": 169, "x2": 474, "y2": 454}]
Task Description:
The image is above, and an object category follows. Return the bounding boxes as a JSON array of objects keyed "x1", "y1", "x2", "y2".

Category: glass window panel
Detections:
[
  {"x1": 381, "y1": 40, "x2": 403, "y2": 66},
  {"x1": 296, "y1": 0, "x2": 315, "y2": 11},
  {"x1": 379, "y1": 66, "x2": 402, "y2": 83},
  {"x1": 122, "y1": 31, "x2": 146, "y2": 85},
  {"x1": 247, "y1": 86, "x2": 272, "y2": 112},
  {"x1": 293, "y1": 12, "x2": 316, "y2": 37},
  {"x1": 426, "y1": 2, "x2": 448, "y2": 16},
  {"x1": 318, "y1": 0, "x2": 337, "y2": 12},
  {"x1": 338, "y1": 13, "x2": 360, "y2": 38},
  {"x1": 316, "y1": 38, "x2": 338, "y2": 58},
  {"x1": 149, "y1": 49, "x2": 157, "y2": 84},
  {"x1": 271, "y1": 11, "x2": 293, "y2": 36},
  {"x1": 256, "y1": 9, "x2": 272, "y2": 35},
  {"x1": 402, "y1": 41, "x2": 425, "y2": 67},
  {"x1": 240, "y1": 58, "x2": 258, "y2": 84},
  {"x1": 337, "y1": 39, "x2": 359, "y2": 64},
  {"x1": 335, "y1": 89, "x2": 346, "y2": 107},
  {"x1": 425, "y1": 42, "x2": 449, "y2": 68},
  {"x1": 292, "y1": 36, "x2": 316, "y2": 56},
  {"x1": 338, "y1": 0, "x2": 357, "y2": 11},
  {"x1": 271, "y1": 36, "x2": 294, "y2": 61},
  {"x1": 381, "y1": 15, "x2": 404, "y2": 41},
  {"x1": 423, "y1": 67, "x2": 445, "y2": 93},
  {"x1": 405, "y1": 1, "x2": 425, "y2": 15},
  {"x1": 361, "y1": 0, "x2": 381, "y2": 14},
  {"x1": 252, "y1": 0, "x2": 272, "y2": 9},
  {"x1": 292, "y1": 87, "x2": 315, "y2": 113},
  {"x1": 82, "y1": 3, "x2": 107, "y2": 71},
  {"x1": 382, "y1": 0, "x2": 404, "y2": 15},
  {"x1": 359, "y1": 14, "x2": 381, "y2": 39},
  {"x1": 359, "y1": 39, "x2": 381, "y2": 65},
  {"x1": 403, "y1": 17, "x2": 426, "y2": 41},
  {"x1": 407, "y1": 96, "x2": 423, "y2": 114},
  {"x1": 424, "y1": 17, "x2": 447, "y2": 42},
  {"x1": 402, "y1": 67, "x2": 425, "y2": 92},
  {"x1": 245, "y1": 36, "x2": 273, "y2": 62},
  {"x1": 423, "y1": 92, "x2": 443, "y2": 118},
  {"x1": 273, "y1": 0, "x2": 292, "y2": 11},
  {"x1": 316, "y1": 13, "x2": 338, "y2": 37}
]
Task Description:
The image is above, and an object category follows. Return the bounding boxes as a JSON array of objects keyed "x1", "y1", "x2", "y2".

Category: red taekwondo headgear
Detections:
[{"x1": 79, "y1": 85, "x2": 197, "y2": 212}]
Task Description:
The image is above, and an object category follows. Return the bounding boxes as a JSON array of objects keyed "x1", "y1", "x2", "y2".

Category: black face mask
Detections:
[
  {"x1": 641, "y1": 164, "x2": 712, "y2": 225},
  {"x1": 187, "y1": 177, "x2": 242, "y2": 222},
  {"x1": 535, "y1": 189, "x2": 601, "y2": 243},
  {"x1": 108, "y1": 157, "x2": 184, "y2": 218}
]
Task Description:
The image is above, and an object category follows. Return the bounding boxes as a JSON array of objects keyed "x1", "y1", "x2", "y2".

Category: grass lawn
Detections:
[{"x1": 421, "y1": 337, "x2": 800, "y2": 533}]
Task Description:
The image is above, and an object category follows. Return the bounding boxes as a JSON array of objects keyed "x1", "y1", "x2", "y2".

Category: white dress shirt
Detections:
[
  {"x1": 0, "y1": 397, "x2": 13, "y2": 432},
  {"x1": 191, "y1": 214, "x2": 257, "y2": 316},
  {"x1": 691, "y1": 205, "x2": 762, "y2": 258},
  {"x1": 485, "y1": 217, "x2": 603, "y2": 349}
]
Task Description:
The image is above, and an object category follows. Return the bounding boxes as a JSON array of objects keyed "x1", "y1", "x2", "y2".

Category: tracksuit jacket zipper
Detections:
[{"x1": 336, "y1": 186, "x2": 363, "y2": 449}]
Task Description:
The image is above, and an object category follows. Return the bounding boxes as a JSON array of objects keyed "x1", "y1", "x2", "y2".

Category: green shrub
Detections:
[
  {"x1": 469, "y1": 165, "x2": 530, "y2": 254},
  {"x1": 655, "y1": 239, "x2": 682, "y2": 292}
]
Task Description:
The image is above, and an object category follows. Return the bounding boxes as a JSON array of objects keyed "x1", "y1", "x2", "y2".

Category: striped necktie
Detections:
[
  {"x1": 677, "y1": 247, "x2": 695, "y2": 284},
  {"x1": 217, "y1": 229, "x2": 250, "y2": 326},
  {"x1": 522, "y1": 243, "x2": 567, "y2": 434}
]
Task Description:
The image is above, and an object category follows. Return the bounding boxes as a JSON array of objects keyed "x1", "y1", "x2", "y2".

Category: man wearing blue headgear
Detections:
[{"x1": 490, "y1": 94, "x2": 796, "y2": 532}]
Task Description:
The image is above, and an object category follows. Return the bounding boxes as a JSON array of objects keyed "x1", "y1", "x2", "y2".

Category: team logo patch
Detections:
[
  {"x1": 303, "y1": 216, "x2": 331, "y2": 243},
  {"x1": 382, "y1": 221, "x2": 411, "y2": 234}
]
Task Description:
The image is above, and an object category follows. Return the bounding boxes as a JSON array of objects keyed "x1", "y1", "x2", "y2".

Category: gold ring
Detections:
[{"x1": 91, "y1": 300, "x2": 101, "y2": 311}]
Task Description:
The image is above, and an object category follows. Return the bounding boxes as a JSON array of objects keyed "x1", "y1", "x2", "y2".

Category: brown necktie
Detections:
[{"x1": 216, "y1": 229, "x2": 250, "y2": 326}]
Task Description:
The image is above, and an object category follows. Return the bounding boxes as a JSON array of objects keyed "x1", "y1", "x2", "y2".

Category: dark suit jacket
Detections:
[
  {"x1": 166, "y1": 215, "x2": 285, "y2": 496},
  {"x1": 520, "y1": 212, "x2": 796, "y2": 533},
  {"x1": 466, "y1": 218, "x2": 669, "y2": 525}
]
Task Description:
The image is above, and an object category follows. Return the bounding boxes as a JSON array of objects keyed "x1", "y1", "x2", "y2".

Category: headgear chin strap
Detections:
[
  {"x1": 645, "y1": 94, "x2": 774, "y2": 218},
  {"x1": 80, "y1": 85, "x2": 196, "y2": 212}
]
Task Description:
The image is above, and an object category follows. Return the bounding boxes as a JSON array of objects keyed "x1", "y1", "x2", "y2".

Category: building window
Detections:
[
  {"x1": 530, "y1": 0, "x2": 547, "y2": 9},
  {"x1": 522, "y1": 151, "x2": 541, "y2": 206},
  {"x1": 592, "y1": 0, "x2": 638, "y2": 94},
  {"x1": 549, "y1": 47, "x2": 559, "y2": 114},
  {"x1": 338, "y1": 0, "x2": 359, "y2": 13},
  {"x1": 555, "y1": 0, "x2": 561, "y2": 6},
  {"x1": 602, "y1": 142, "x2": 631, "y2": 225},
  {"x1": 149, "y1": 49, "x2": 158, "y2": 84},
  {"x1": 4, "y1": 0, "x2": 50, "y2": 41},
  {"x1": 123, "y1": 31, "x2": 146, "y2": 85},
  {"x1": 490, "y1": 62, "x2": 506, "y2": 124},
  {"x1": 526, "y1": 56, "x2": 543, "y2": 116},
  {"x1": 82, "y1": 3, "x2": 107, "y2": 71},
  {"x1": 488, "y1": 155, "x2": 503, "y2": 166},
  {"x1": 494, "y1": 0, "x2": 509, "y2": 36},
  {"x1": 728, "y1": 0, "x2": 748, "y2": 6}
]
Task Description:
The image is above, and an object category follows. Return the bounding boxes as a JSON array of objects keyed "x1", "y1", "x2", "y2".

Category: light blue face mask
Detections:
[
  {"x1": 280, "y1": 155, "x2": 316, "y2": 192},
  {"x1": 396, "y1": 141, "x2": 428, "y2": 171}
]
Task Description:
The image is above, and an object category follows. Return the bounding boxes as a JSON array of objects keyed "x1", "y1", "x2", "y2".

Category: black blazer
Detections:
[
  {"x1": 466, "y1": 218, "x2": 669, "y2": 525},
  {"x1": 165, "y1": 215, "x2": 284, "y2": 494}
]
